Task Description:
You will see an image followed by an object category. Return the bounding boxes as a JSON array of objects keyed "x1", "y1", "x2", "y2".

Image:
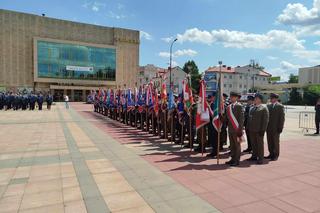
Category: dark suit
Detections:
[
  {"x1": 244, "y1": 103, "x2": 254, "y2": 151},
  {"x1": 226, "y1": 102, "x2": 244, "y2": 163},
  {"x1": 315, "y1": 104, "x2": 320, "y2": 133},
  {"x1": 267, "y1": 102, "x2": 285, "y2": 159}
]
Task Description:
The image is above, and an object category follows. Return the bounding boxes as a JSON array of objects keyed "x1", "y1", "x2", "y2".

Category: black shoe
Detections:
[
  {"x1": 206, "y1": 153, "x2": 217, "y2": 158},
  {"x1": 257, "y1": 160, "x2": 264, "y2": 165},
  {"x1": 225, "y1": 160, "x2": 234, "y2": 165},
  {"x1": 270, "y1": 157, "x2": 278, "y2": 161},
  {"x1": 243, "y1": 148, "x2": 252, "y2": 153},
  {"x1": 246, "y1": 157, "x2": 257, "y2": 161},
  {"x1": 314, "y1": 132, "x2": 319, "y2": 135},
  {"x1": 194, "y1": 147, "x2": 205, "y2": 153},
  {"x1": 230, "y1": 162, "x2": 240, "y2": 167},
  {"x1": 264, "y1": 155, "x2": 273, "y2": 159}
]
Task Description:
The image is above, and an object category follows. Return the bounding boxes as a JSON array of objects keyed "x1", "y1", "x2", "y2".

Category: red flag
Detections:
[
  {"x1": 196, "y1": 80, "x2": 210, "y2": 131},
  {"x1": 154, "y1": 88, "x2": 159, "y2": 115}
]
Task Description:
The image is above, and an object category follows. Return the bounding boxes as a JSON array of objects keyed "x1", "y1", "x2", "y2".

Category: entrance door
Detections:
[
  {"x1": 74, "y1": 90, "x2": 83, "y2": 102},
  {"x1": 53, "y1": 89, "x2": 64, "y2": 102}
]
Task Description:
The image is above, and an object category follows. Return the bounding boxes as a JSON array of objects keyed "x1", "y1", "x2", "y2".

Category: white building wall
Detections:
[{"x1": 299, "y1": 66, "x2": 320, "y2": 85}]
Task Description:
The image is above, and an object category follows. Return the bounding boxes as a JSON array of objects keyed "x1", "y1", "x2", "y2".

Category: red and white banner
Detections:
[{"x1": 196, "y1": 80, "x2": 210, "y2": 131}]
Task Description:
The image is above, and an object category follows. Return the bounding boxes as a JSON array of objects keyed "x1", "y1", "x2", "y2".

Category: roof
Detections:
[
  {"x1": 205, "y1": 65, "x2": 272, "y2": 77},
  {"x1": 206, "y1": 66, "x2": 235, "y2": 73}
]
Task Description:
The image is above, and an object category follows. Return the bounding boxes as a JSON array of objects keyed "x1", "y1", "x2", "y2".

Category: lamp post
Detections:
[{"x1": 169, "y1": 38, "x2": 178, "y2": 90}]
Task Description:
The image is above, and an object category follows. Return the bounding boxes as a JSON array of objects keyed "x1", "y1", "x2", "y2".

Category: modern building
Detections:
[
  {"x1": 204, "y1": 64, "x2": 272, "y2": 95},
  {"x1": 0, "y1": 9, "x2": 140, "y2": 101},
  {"x1": 138, "y1": 64, "x2": 187, "y2": 93},
  {"x1": 299, "y1": 65, "x2": 320, "y2": 85}
]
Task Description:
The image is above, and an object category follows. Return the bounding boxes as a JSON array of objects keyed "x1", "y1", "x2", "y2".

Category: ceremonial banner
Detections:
[
  {"x1": 196, "y1": 80, "x2": 210, "y2": 131},
  {"x1": 212, "y1": 72, "x2": 224, "y2": 132},
  {"x1": 154, "y1": 88, "x2": 159, "y2": 115},
  {"x1": 182, "y1": 77, "x2": 193, "y2": 108}
]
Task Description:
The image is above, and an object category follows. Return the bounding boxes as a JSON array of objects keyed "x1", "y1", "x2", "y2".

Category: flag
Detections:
[
  {"x1": 212, "y1": 72, "x2": 224, "y2": 132},
  {"x1": 134, "y1": 87, "x2": 138, "y2": 106},
  {"x1": 182, "y1": 77, "x2": 193, "y2": 109},
  {"x1": 168, "y1": 89, "x2": 175, "y2": 110},
  {"x1": 161, "y1": 80, "x2": 167, "y2": 104},
  {"x1": 154, "y1": 88, "x2": 159, "y2": 115},
  {"x1": 146, "y1": 82, "x2": 154, "y2": 107},
  {"x1": 196, "y1": 80, "x2": 210, "y2": 131},
  {"x1": 127, "y1": 88, "x2": 135, "y2": 111},
  {"x1": 137, "y1": 86, "x2": 144, "y2": 113}
]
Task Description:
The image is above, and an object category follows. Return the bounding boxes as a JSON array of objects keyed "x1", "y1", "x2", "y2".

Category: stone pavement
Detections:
[
  {"x1": 72, "y1": 103, "x2": 320, "y2": 213},
  {"x1": 0, "y1": 104, "x2": 218, "y2": 213}
]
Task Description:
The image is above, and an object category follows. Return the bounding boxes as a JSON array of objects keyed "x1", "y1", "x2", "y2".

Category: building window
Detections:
[
  {"x1": 224, "y1": 84, "x2": 227, "y2": 88},
  {"x1": 244, "y1": 85, "x2": 247, "y2": 88},
  {"x1": 263, "y1": 77, "x2": 265, "y2": 81},
  {"x1": 229, "y1": 75, "x2": 232, "y2": 79},
  {"x1": 224, "y1": 75, "x2": 227, "y2": 79},
  {"x1": 255, "y1": 77, "x2": 258, "y2": 80},
  {"x1": 240, "y1": 75, "x2": 242, "y2": 79},
  {"x1": 239, "y1": 84, "x2": 242, "y2": 88},
  {"x1": 251, "y1": 76, "x2": 254, "y2": 80},
  {"x1": 229, "y1": 84, "x2": 232, "y2": 88}
]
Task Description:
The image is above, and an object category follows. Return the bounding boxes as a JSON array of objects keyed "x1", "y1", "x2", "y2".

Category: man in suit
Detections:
[
  {"x1": 248, "y1": 94, "x2": 269, "y2": 164},
  {"x1": 243, "y1": 95, "x2": 255, "y2": 153},
  {"x1": 266, "y1": 93, "x2": 285, "y2": 161},
  {"x1": 225, "y1": 91, "x2": 244, "y2": 166}
]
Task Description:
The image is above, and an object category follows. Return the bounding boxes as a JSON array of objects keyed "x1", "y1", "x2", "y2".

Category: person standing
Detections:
[
  {"x1": 29, "y1": 92, "x2": 37, "y2": 110},
  {"x1": 266, "y1": 93, "x2": 285, "y2": 161},
  {"x1": 248, "y1": 94, "x2": 269, "y2": 164},
  {"x1": 46, "y1": 93, "x2": 53, "y2": 110},
  {"x1": 207, "y1": 93, "x2": 218, "y2": 158},
  {"x1": 315, "y1": 98, "x2": 320, "y2": 134},
  {"x1": 64, "y1": 95, "x2": 69, "y2": 109},
  {"x1": 225, "y1": 92, "x2": 244, "y2": 166},
  {"x1": 243, "y1": 95, "x2": 255, "y2": 153},
  {"x1": 37, "y1": 92, "x2": 44, "y2": 110}
]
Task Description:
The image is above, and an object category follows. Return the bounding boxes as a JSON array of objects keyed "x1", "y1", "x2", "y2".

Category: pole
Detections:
[
  {"x1": 189, "y1": 111, "x2": 192, "y2": 151},
  {"x1": 171, "y1": 113, "x2": 174, "y2": 143},
  {"x1": 201, "y1": 127, "x2": 204, "y2": 156},
  {"x1": 217, "y1": 61, "x2": 222, "y2": 165},
  {"x1": 169, "y1": 38, "x2": 178, "y2": 90}
]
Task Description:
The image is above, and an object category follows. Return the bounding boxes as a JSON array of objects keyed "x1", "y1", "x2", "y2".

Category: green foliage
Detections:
[
  {"x1": 288, "y1": 74, "x2": 298, "y2": 83},
  {"x1": 182, "y1": 60, "x2": 201, "y2": 94},
  {"x1": 288, "y1": 88, "x2": 303, "y2": 105},
  {"x1": 303, "y1": 85, "x2": 320, "y2": 105}
]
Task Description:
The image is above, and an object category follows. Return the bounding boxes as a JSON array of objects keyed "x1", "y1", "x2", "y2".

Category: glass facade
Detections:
[{"x1": 37, "y1": 40, "x2": 116, "y2": 81}]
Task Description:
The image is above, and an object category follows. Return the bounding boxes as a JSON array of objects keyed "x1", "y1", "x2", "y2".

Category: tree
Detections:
[
  {"x1": 288, "y1": 88, "x2": 303, "y2": 105},
  {"x1": 303, "y1": 85, "x2": 320, "y2": 105},
  {"x1": 288, "y1": 74, "x2": 298, "y2": 83},
  {"x1": 182, "y1": 60, "x2": 201, "y2": 94}
]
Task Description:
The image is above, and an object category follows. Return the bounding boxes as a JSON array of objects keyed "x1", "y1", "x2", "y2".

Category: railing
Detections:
[{"x1": 299, "y1": 111, "x2": 316, "y2": 133}]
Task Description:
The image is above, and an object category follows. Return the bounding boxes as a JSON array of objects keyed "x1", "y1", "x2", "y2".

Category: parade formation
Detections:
[
  {"x1": 0, "y1": 91, "x2": 53, "y2": 111},
  {"x1": 92, "y1": 74, "x2": 286, "y2": 166}
]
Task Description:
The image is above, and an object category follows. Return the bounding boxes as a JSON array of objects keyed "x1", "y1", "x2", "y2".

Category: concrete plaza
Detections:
[{"x1": 0, "y1": 103, "x2": 319, "y2": 213}]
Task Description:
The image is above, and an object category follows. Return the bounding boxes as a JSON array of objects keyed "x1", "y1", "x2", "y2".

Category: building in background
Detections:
[
  {"x1": 299, "y1": 65, "x2": 320, "y2": 85},
  {"x1": 138, "y1": 65, "x2": 187, "y2": 93},
  {"x1": 204, "y1": 64, "x2": 272, "y2": 95},
  {"x1": 0, "y1": 9, "x2": 139, "y2": 101}
]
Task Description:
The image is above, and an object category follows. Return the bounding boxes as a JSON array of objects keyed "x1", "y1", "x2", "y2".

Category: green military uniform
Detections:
[
  {"x1": 226, "y1": 102, "x2": 244, "y2": 165},
  {"x1": 248, "y1": 104, "x2": 269, "y2": 164},
  {"x1": 266, "y1": 102, "x2": 285, "y2": 160}
]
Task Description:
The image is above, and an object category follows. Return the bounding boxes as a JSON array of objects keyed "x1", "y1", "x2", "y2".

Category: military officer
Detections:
[
  {"x1": 247, "y1": 94, "x2": 269, "y2": 164},
  {"x1": 207, "y1": 93, "x2": 218, "y2": 158},
  {"x1": 225, "y1": 92, "x2": 244, "y2": 166},
  {"x1": 243, "y1": 95, "x2": 255, "y2": 153},
  {"x1": 37, "y1": 92, "x2": 44, "y2": 110},
  {"x1": 266, "y1": 93, "x2": 285, "y2": 161}
]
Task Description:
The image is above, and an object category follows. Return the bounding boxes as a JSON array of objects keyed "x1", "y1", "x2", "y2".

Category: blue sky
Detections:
[{"x1": 1, "y1": 0, "x2": 320, "y2": 80}]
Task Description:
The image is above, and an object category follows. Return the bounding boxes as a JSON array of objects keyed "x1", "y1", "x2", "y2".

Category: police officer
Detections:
[
  {"x1": 315, "y1": 98, "x2": 320, "y2": 135},
  {"x1": 29, "y1": 92, "x2": 37, "y2": 110},
  {"x1": 46, "y1": 93, "x2": 53, "y2": 110},
  {"x1": 266, "y1": 93, "x2": 285, "y2": 161},
  {"x1": 37, "y1": 92, "x2": 44, "y2": 110},
  {"x1": 243, "y1": 95, "x2": 255, "y2": 153},
  {"x1": 225, "y1": 92, "x2": 244, "y2": 166},
  {"x1": 0, "y1": 92, "x2": 4, "y2": 110},
  {"x1": 247, "y1": 94, "x2": 269, "y2": 164}
]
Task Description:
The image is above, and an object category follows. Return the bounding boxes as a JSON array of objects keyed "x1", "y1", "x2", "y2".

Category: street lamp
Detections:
[{"x1": 169, "y1": 38, "x2": 178, "y2": 90}]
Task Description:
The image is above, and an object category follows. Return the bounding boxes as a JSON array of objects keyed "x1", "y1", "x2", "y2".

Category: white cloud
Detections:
[
  {"x1": 176, "y1": 28, "x2": 305, "y2": 50},
  {"x1": 82, "y1": 1, "x2": 106, "y2": 12},
  {"x1": 107, "y1": 11, "x2": 126, "y2": 19},
  {"x1": 161, "y1": 37, "x2": 173, "y2": 43},
  {"x1": 172, "y1": 61, "x2": 179, "y2": 67},
  {"x1": 291, "y1": 49, "x2": 320, "y2": 63},
  {"x1": 140, "y1": 31, "x2": 153, "y2": 40},
  {"x1": 159, "y1": 49, "x2": 198, "y2": 58},
  {"x1": 267, "y1": 56, "x2": 278, "y2": 60},
  {"x1": 277, "y1": 0, "x2": 320, "y2": 26},
  {"x1": 277, "y1": 0, "x2": 320, "y2": 36},
  {"x1": 314, "y1": 41, "x2": 320, "y2": 46},
  {"x1": 269, "y1": 61, "x2": 303, "y2": 81}
]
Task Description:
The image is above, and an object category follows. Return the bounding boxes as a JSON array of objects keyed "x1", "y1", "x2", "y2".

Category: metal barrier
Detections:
[{"x1": 299, "y1": 111, "x2": 316, "y2": 133}]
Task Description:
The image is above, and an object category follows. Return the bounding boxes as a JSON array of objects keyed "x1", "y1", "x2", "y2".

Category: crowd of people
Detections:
[
  {"x1": 0, "y1": 91, "x2": 53, "y2": 111},
  {"x1": 93, "y1": 86, "x2": 286, "y2": 167}
]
